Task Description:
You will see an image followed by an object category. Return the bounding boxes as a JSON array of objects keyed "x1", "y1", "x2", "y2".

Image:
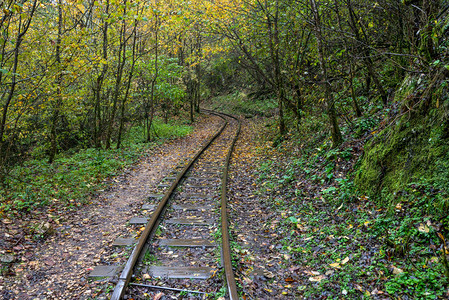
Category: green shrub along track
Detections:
[{"x1": 111, "y1": 110, "x2": 240, "y2": 299}]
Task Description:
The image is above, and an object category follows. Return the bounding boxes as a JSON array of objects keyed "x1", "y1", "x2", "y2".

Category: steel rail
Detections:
[
  {"x1": 202, "y1": 109, "x2": 241, "y2": 300},
  {"x1": 111, "y1": 115, "x2": 228, "y2": 300}
]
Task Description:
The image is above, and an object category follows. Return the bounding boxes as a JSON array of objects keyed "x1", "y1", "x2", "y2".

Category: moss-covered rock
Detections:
[{"x1": 355, "y1": 76, "x2": 449, "y2": 206}]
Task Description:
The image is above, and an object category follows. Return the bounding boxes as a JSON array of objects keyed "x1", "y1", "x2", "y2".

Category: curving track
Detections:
[{"x1": 111, "y1": 111, "x2": 240, "y2": 299}]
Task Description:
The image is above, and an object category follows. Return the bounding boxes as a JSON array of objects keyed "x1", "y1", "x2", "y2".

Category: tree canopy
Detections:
[{"x1": 1, "y1": 0, "x2": 448, "y2": 183}]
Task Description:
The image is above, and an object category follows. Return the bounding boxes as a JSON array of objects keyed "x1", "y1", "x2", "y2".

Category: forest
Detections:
[{"x1": 1, "y1": 0, "x2": 449, "y2": 298}]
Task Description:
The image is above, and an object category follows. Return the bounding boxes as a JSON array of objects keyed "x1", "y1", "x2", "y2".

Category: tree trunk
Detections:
[
  {"x1": 334, "y1": 0, "x2": 361, "y2": 117},
  {"x1": 117, "y1": 23, "x2": 138, "y2": 149},
  {"x1": 349, "y1": 58, "x2": 362, "y2": 117},
  {"x1": 294, "y1": 84, "x2": 303, "y2": 129},
  {"x1": 49, "y1": 0, "x2": 63, "y2": 164},
  {"x1": 311, "y1": 0, "x2": 342, "y2": 147},
  {"x1": 0, "y1": 0, "x2": 37, "y2": 163},
  {"x1": 147, "y1": 14, "x2": 159, "y2": 142},
  {"x1": 105, "y1": 1, "x2": 127, "y2": 149},
  {"x1": 346, "y1": 0, "x2": 387, "y2": 105},
  {"x1": 93, "y1": 0, "x2": 109, "y2": 148},
  {"x1": 267, "y1": 0, "x2": 286, "y2": 135}
]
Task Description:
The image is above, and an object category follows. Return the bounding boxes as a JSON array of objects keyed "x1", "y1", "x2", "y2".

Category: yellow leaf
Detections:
[
  {"x1": 392, "y1": 266, "x2": 403, "y2": 275},
  {"x1": 329, "y1": 262, "x2": 341, "y2": 269},
  {"x1": 437, "y1": 232, "x2": 445, "y2": 243},
  {"x1": 418, "y1": 223, "x2": 430, "y2": 233},
  {"x1": 309, "y1": 275, "x2": 326, "y2": 282},
  {"x1": 341, "y1": 256, "x2": 350, "y2": 265}
]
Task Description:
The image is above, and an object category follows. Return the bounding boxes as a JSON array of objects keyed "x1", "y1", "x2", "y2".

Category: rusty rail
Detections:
[
  {"x1": 202, "y1": 109, "x2": 240, "y2": 300},
  {"x1": 111, "y1": 115, "x2": 228, "y2": 300}
]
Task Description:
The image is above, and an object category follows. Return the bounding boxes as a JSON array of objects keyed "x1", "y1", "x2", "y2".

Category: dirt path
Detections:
[{"x1": 0, "y1": 115, "x2": 221, "y2": 300}]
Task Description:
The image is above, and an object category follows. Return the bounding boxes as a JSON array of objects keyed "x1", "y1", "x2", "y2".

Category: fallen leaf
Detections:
[
  {"x1": 371, "y1": 288, "x2": 384, "y2": 295},
  {"x1": 153, "y1": 292, "x2": 163, "y2": 300},
  {"x1": 392, "y1": 266, "x2": 403, "y2": 275},
  {"x1": 243, "y1": 276, "x2": 252, "y2": 284},
  {"x1": 142, "y1": 273, "x2": 151, "y2": 280},
  {"x1": 418, "y1": 223, "x2": 430, "y2": 233},
  {"x1": 44, "y1": 259, "x2": 55, "y2": 266},
  {"x1": 341, "y1": 256, "x2": 350, "y2": 265},
  {"x1": 309, "y1": 275, "x2": 326, "y2": 282},
  {"x1": 329, "y1": 262, "x2": 341, "y2": 269},
  {"x1": 263, "y1": 270, "x2": 275, "y2": 278},
  {"x1": 28, "y1": 261, "x2": 39, "y2": 268}
]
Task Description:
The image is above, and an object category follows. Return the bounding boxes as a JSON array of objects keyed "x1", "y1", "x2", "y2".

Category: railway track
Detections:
[{"x1": 107, "y1": 110, "x2": 240, "y2": 299}]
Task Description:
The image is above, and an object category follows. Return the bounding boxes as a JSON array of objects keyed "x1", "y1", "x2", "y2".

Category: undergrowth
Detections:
[
  {"x1": 0, "y1": 118, "x2": 192, "y2": 216},
  {"x1": 252, "y1": 107, "x2": 449, "y2": 298},
  {"x1": 207, "y1": 91, "x2": 277, "y2": 117}
]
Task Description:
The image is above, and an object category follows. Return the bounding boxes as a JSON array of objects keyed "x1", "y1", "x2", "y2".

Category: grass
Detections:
[{"x1": 0, "y1": 119, "x2": 193, "y2": 216}]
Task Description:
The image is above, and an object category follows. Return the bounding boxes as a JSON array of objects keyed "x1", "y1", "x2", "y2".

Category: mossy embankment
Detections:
[{"x1": 355, "y1": 73, "x2": 449, "y2": 213}]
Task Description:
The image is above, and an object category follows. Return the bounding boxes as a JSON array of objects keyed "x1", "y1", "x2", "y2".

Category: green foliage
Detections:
[
  {"x1": 142, "y1": 251, "x2": 157, "y2": 265},
  {"x1": 1, "y1": 144, "x2": 145, "y2": 214},
  {"x1": 353, "y1": 116, "x2": 379, "y2": 138},
  {"x1": 152, "y1": 119, "x2": 192, "y2": 140},
  {"x1": 0, "y1": 119, "x2": 192, "y2": 215},
  {"x1": 152, "y1": 56, "x2": 185, "y2": 104},
  {"x1": 371, "y1": 202, "x2": 449, "y2": 299},
  {"x1": 209, "y1": 92, "x2": 277, "y2": 117},
  {"x1": 124, "y1": 119, "x2": 192, "y2": 144},
  {"x1": 386, "y1": 270, "x2": 446, "y2": 299},
  {"x1": 253, "y1": 128, "x2": 449, "y2": 298}
]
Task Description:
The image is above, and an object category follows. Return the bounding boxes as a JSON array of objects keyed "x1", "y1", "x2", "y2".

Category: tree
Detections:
[{"x1": 310, "y1": 0, "x2": 343, "y2": 147}]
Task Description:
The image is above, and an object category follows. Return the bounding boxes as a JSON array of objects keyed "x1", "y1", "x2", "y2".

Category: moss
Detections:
[{"x1": 355, "y1": 76, "x2": 449, "y2": 207}]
